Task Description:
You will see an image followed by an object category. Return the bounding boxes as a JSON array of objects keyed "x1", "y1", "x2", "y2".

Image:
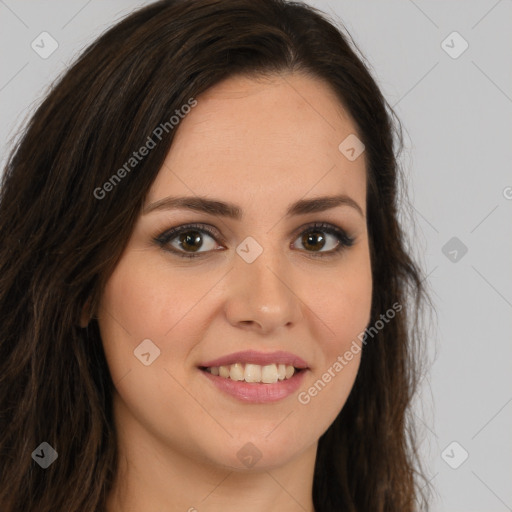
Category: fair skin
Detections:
[{"x1": 96, "y1": 72, "x2": 372, "y2": 512}]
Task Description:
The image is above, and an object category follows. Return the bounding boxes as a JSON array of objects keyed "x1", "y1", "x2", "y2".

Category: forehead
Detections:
[{"x1": 147, "y1": 72, "x2": 366, "y2": 216}]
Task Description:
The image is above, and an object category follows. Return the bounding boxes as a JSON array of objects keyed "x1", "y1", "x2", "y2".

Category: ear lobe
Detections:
[{"x1": 79, "y1": 297, "x2": 93, "y2": 328}]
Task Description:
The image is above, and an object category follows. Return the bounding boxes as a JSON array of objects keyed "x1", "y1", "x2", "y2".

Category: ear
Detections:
[{"x1": 79, "y1": 297, "x2": 93, "y2": 328}]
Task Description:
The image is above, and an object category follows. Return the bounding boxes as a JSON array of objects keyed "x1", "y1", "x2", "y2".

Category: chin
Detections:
[{"x1": 201, "y1": 433, "x2": 312, "y2": 472}]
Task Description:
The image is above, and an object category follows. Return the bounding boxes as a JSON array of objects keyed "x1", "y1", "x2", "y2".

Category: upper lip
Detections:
[{"x1": 199, "y1": 350, "x2": 309, "y2": 369}]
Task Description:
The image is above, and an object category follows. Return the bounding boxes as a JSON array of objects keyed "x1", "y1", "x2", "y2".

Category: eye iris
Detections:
[
  {"x1": 302, "y1": 231, "x2": 325, "y2": 252},
  {"x1": 179, "y1": 231, "x2": 203, "y2": 252}
]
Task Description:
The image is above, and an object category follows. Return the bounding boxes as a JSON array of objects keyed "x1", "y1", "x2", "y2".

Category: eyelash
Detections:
[{"x1": 154, "y1": 222, "x2": 355, "y2": 259}]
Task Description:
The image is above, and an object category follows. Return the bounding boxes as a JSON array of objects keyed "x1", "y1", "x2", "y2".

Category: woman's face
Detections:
[{"x1": 97, "y1": 72, "x2": 372, "y2": 471}]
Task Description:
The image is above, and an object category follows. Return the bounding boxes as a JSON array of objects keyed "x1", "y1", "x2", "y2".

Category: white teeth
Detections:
[
  {"x1": 229, "y1": 363, "x2": 244, "y2": 381},
  {"x1": 244, "y1": 364, "x2": 261, "y2": 383},
  {"x1": 261, "y1": 364, "x2": 278, "y2": 383},
  {"x1": 205, "y1": 363, "x2": 297, "y2": 383}
]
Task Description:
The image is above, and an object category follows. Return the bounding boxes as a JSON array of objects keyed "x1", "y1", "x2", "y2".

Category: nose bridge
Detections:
[{"x1": 224, "y1": 235, "x2": 302, "y2": 331}]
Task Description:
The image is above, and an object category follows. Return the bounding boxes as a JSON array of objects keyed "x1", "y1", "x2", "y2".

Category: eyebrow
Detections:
[{"x1": 143, "y1": 193, "x2": 364, "y2": 218}]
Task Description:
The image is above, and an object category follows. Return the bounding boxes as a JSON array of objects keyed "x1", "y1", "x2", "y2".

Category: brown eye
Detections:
[
  {"x1": 155, "y1": 222, "x2": 355, "y2": 260},
  {"x1": 155, "y1": 224, "x2": 222, "y2": 258},
  {"x1": 292, "y1": 222, "x2": 355, "y2": 257},
  {"x1": 177, "y1": 231, "x2": 205, "y2": 253},
  {"x1": 300, "y1": 230, "x2": 327, "y2": 252}
]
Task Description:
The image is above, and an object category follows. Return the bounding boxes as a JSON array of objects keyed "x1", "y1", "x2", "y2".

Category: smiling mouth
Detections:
[{"x1": 199, "y1": 363, "x2": 304, "y2": 384}]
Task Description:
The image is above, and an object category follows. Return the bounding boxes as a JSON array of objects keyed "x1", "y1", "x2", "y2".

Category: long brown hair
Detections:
[{"x1": 0, "y1": 0, "x2": 434, "y2": 510}]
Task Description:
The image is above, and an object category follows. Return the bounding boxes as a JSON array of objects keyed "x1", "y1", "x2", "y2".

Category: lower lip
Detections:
[{"x1": 200, "y1": 368, "x2": 307, "y2": 403}]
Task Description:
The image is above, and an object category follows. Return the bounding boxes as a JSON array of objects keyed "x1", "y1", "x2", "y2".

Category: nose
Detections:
[{"x1": 223, "y1": 245, "x2": 304, "y2": 334}]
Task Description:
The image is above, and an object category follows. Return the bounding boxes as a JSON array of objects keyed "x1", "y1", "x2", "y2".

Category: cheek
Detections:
[
  {"x1": 295, "y1": 284, "x2": 369, "y2": 436},
  {"x1": 96, "y1": 253, "x2": 215, "y2": 440},
  {"x1": 99, "y1": 252, "x2": 207, "y2": 340},
  {"x1": 96, "y1": 252, "x2": 208, "y2": 387},
  {"x1": 309, "y1": 251, "x2": 372, "y2": 352},
  {"x1": 297, "y1": 251, "x2": 371, "y2": 417}
]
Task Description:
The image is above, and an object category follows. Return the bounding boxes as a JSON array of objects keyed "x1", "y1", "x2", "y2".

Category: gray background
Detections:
[{"x1": 1, "y1": 1, "x2": 511, "y2": 510}]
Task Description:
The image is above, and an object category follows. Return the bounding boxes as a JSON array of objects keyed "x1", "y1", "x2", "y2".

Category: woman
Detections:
[{"x1": 0, "y1": 0, "x2": 433, "y2": 510}]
